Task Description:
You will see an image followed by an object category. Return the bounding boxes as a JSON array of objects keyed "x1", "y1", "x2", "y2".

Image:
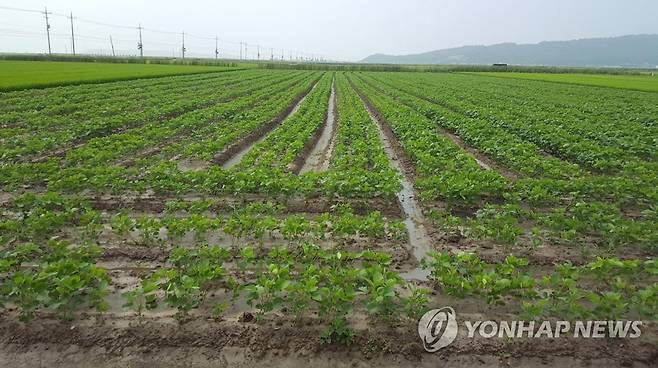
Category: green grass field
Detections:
[
  {"x1": 469, "y1": 72, "x2": 658, "y2": 92},
  {"x1": 0, "y1": 60, "x2": 237, "y2": 91}
]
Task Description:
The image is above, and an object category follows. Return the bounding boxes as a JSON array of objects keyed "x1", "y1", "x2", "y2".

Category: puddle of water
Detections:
[
  {"x1": 223, "y1": 83, "x2": 317, "y2": 170},
  {"x1": 300, "y1": 80, "x2": 337, "y2": 173},
  {"x1": 364, "y1": 105, "x2": 432, "y2": 281}
]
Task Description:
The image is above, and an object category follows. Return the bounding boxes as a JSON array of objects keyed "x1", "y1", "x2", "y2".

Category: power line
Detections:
[
  {"x1": 0, "y1": 5, "x2": 42, "y2": 14},
  {"x1": 43, "y1": 7, "x2": 52, "y2": 55},
  {"x1": 68, "y1": 12, "x2": 75, "y2": 56},
  {"x1": 137, "y1": 24, "x2": 143, "y2": 58},
  {"x1": 181, "y1": 31, "x2": 186, "y2": 59},
  {"x1": 0, "y1": 4, "x2": 331, "y2": 61}
]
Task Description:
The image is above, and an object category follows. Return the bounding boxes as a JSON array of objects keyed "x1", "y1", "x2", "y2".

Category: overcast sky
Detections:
[{"x1": 1, "y1": 0, "x2": 657, "y2": 61}]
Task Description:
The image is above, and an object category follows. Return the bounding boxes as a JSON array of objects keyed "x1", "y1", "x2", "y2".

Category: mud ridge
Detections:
[
  {"x1": 87, "y1": 194, "x2": 404, "y2": 218},
  {"x1": 212, "y1": 77, "x2": 321, "y2": 168},
  {"x1": 0, "y1": 315, "x2": 655, "y2": 368}
]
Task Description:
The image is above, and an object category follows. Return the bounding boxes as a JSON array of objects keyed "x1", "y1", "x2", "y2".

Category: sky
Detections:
[{"x1": 1, "y1": 0, "x2": 657, "y2": 61}]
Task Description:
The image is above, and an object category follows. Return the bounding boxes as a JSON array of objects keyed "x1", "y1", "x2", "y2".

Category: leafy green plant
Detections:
[{"x1": 1, "y1": 240, "x2": 109, "y2": 322}]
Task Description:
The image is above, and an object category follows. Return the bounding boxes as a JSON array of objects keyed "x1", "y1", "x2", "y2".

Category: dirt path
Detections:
[
  {"x1": 298, "y1": 79, "x2": 337, "y2": 174},
  {"x1": 215, "y1": 79, "x2": 320, "y2": 169}
]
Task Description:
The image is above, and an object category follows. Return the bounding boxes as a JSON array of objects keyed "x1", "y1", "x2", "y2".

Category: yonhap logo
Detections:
[
  {"x1": 417, "y1": 306, "x2": 458, "y2": 352},
  {"x1": 417, "y1": 306, "x2": 643, "y2": 353}
]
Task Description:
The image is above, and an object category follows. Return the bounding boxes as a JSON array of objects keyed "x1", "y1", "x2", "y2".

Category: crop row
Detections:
[
  {"x1": 0, "y1": 71, "x2": 315, "y2": 191},
  {"x1": 0, "y1": 69, "x2": 233, "y2": 113},
  {"x1": 0, "y1": 72, "x2": 246, "y2": 131},
  {"x1": 373, "y1": 73, "x2": 657, "y2": 172},
  {"x1": 0, "y1": 194, "x2": 405, "y2": 250},
  {"x1": 349, "y1": 74, "x2": 657, "y2": 252},
  {"x1": 234, "y1": 73, "x2": 333, "y2": 171},
  {"x1": 423, "y1": 251, "x2": 657, "y2": 320},
  {"x1": 355, "y1": 73, "x2": 657, "y2": 210},
  {"x1": 0, "y1": 70, "x2": 294, "y2": 162},
  {"x1": 2, "y1": 238, "x2": 654, "y2": 341}
]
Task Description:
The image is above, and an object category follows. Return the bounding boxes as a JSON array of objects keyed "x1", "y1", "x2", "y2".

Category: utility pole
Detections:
[
  {"x1": 137, "y1": 24, "x2": 143, "y2": 58},
  {"x1": 270, "y1": 47, "x2": 273, "y2": 61},
  {"x1": 43, "y1": 7, "x2": 52, "y2": 55},
  {"x1": 245, "y1": 43, "x2": 248, "y2": 60},
  {"x1": 215, "y1": 36, "x2": 219, "y2": 59},
  {"x1": 257, "y1": 44, "x2": 260, "y2": 60},
  {"x1": 281, "y1": 48, "x2": 284, "y2": 61},
  {"x1": 110, "y1": 35, "x2": 115, "y2": 57},
  {"x1": 68, "y1": 12, "x2": 76, "y2": 55},
  {"x1": 181, "y1": 31, "x2": 186, "y2": 59}
]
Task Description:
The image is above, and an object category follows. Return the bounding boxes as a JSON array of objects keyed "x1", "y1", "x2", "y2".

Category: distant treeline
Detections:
[
  {"x1": 262, "y1": 62, "x2": 652, "y2": 75},
  {"x1": 1, "y1": 53, "x2": 652, "y2": 75},
  {"x1": 429, "y1": 64, "x2": 653, "y2": 75},
  {"x1": 0, "y1": 53, "x2": 242, "y2": 67},
  {"x1": 261, "y1": 62, "x2": 409, "y2": 72}
]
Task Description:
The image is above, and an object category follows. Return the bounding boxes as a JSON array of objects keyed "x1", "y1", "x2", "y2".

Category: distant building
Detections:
[{"x1": 492, "y1": 63, "x2": 508, "y2": 67}]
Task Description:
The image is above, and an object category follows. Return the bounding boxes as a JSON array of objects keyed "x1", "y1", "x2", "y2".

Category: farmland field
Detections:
[
  {"x1": 470, "y1": 71, "x2": 658, "y2": 92},
  {"x1": 0, "y1": 67, "x2": 657, "y2": 367},
  {"x1": 0, "y1": 60, "x2": 239, "y2": 91}
]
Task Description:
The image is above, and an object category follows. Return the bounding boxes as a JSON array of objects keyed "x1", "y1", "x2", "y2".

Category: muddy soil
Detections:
[
  {"x1": 84, "y1": 193, "x2": 404, "y2": 218},
  {"x1": 1, "y1": 312, "x2": 655, "y2": 368}
]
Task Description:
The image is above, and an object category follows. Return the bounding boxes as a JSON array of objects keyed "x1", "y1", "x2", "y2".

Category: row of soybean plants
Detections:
[
  {"x1": 0, "y1": 71, "x2": 316, "y2": 191},
  {"x1": 1, "y1": 192, "x2": 420, "y2": 346},
  {"x1": 142, "y1": 72, "x2": 400, "y2": 199},
  {"x1": 350, "y1": 73, "x2": 657, "y2": 253},
  {"x1": 0, "y1": 193, "x2": 406, "y2": 252},
  {"x1": 372, "y1": 72, "x2": 658, "y2": 174},
  {"x1": 359, "y1": 73, "x2": 657, "y2": 224},
  {"x1": 1, "y1": 70, "x2": 274, "y2": 161},
  {"x1": 234, "y1": 72, "x2": 334, "y2": 171},
  {"x1": 2, "y1": 194, "x2": 654, "y2": 339}
]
